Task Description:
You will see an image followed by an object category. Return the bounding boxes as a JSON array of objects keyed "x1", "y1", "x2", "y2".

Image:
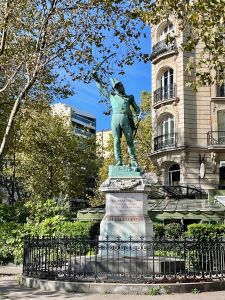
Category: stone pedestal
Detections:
[{"x1": 99, "y1": 166, "x2": 154, "y2": 256}]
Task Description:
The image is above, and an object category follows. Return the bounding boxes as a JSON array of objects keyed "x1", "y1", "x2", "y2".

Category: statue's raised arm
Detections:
[{"x1": 93, "y1": 72, "x2": 110, "y2": 99}]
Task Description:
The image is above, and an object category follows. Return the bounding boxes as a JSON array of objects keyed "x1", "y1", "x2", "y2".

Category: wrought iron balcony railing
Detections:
[
  {"x1": 154, "y1": 133, "x2": 177, "y2": 151},
  {"x1": 217, "y1": 84, "x2": 225, "y2": 97},
  {"x1": 153, "y1": 84, "x2": 177, "y2": 105},
  {"x1": 207, "y1": 131, "x2": 225, "y2": 146},
  {"x1": 150, "y1": 39, "x2": 177, "y2": 61}
]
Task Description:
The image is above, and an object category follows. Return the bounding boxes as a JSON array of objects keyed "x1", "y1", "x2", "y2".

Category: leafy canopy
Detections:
[{"x1": 0, "y1": 0, "x2": 150, "y2": 158}]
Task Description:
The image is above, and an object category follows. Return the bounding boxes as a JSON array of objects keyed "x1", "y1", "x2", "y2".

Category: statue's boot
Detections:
[{"x1": 130, "y1": 159, "x2": 138, "y2": 168}]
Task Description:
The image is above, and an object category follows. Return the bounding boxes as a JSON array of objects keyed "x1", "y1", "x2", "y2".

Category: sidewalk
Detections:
[
  {"x1": 0, "y1": 266, "x2": 224, "y2": 300},
  {"x1": 0, "y1": 265, "x2": 22, "y2": 276},
  {"x1": 0, "y1": 276, "x2": 225, "y2": 300}
]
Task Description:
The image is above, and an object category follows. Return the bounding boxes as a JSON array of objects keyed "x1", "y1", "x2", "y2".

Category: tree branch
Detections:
[
  {"x1": 0, "y1": 62, "x2": 23, "y2": 93},
  {"x1": 0, "y1": 0, "x2": 10, "y2": 56}
]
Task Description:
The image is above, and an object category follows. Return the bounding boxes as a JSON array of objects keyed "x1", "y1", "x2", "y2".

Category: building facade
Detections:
[
  {"x1": 150, "y1": 17, "x2": 225, "y2": 194},
  {"x1": 96, "y1": 130, "x2": 112, "y2": 158},
  {"x1": 51, "y1": 103, "x2": 96, "y2": 138}
]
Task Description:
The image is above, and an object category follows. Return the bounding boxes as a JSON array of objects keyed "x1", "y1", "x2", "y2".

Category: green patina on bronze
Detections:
[
  {"x1": 108, "y1": 165, "x2": 143, "y2": 177},
  {"x1": 93, "y1": 72, "x2": 140, "y2": 170}
]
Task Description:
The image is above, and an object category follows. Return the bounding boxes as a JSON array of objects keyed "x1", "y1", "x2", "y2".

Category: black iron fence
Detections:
[
  {"x1": 153, "y1": 84, "x2": 176, "y2": 105},
  {"x1": 23, "y1": 236, "x2": 225, "y2": 283},
  {"x1": 154, "y1": 133, "x2": 176, "y2": 151},
  {"x1": 207, "y1": 131, "x2": 225, "y2": 146}
]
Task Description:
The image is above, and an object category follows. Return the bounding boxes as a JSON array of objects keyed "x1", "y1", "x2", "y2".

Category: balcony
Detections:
[
  {"x1": 150, "y1": 39, "x2": 178, "y2": 63},
  {"x1": 207, "y1": 131, "x2": 225, "y2": 147},
  {"x1": 153, "y1": 84, "x2": 177, "y2": 107},
  {"x1": 154, "y1": 133, "x2": 177, "y2": 151},
  {"x1": 74, "y1": 128, "x2": 94, "y2": 138}
]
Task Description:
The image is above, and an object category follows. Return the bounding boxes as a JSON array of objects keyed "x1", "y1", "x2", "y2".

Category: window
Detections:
[
  {"x1": 217, "y1": 111, "x2": 225, "y2": 144},
  {"x1": 160, "y1": 68, "x2": 174, "y2": 100},
  {"x1": 159, "y1": 23, "x2": 174, "y2": 41},
  {"x1": 158, "y1": 114, "x2": 175, "y2": 137},
  {"x1": 217, "y1": 69, "x2": 225, "y2": 97},
  {"x1": 169, "y1": 164, "x2": 180, "y2": 186},
  {"x1": 154, "y1": 114, "x2": 175, "y2": 150}
]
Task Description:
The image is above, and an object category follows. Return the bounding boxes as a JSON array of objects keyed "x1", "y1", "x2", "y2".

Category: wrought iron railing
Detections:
[
  {"x1": 207, "y1": 131, "x2": 225, "y2": 146},
  {"x1": 23, "y1": 236, "x2": 225, "y2": 283},
  {"x1": 162, "y1": 185, "x2": 208, "y2": 200},
  {"x1": 150, "y1": 39, "x2": 177, "y2": 61},
  {"x1": 154, "y1": 84, "x2": 176, "y2": 105},
  {"x1": 154, "y1": 133, "x2": 176, "y2": 151}
]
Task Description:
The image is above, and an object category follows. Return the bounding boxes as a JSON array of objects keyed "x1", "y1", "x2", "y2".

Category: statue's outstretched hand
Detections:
[{"x1": 92, "y1": 71, "x2": 98, "y2": 80}]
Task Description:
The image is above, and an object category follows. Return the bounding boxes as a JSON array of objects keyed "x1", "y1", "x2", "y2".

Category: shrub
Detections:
[
  {"x1": 164, "y1": 223, "x2": 183, "y2": 239},
  {"x1": 0, "y1": 202, "x2": 29, "y2": 224},
  {"x1": 187, "y1": 224, "x2": 225, "y2": 241},
  {"x1": 0, "y1": 222, "x2": 25, "y2": 264},
  {"x1": 0, "y1": 218, "x2": 99, "y2": 264},
  {"x1": 153, "y1": 223, "x2": 165, "y2": 238}
]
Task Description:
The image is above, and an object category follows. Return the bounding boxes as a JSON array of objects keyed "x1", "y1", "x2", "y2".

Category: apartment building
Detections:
[
  {"x1": 51, "y1": 103, "x2": 96, "y2": 138},
  {"x1": 150, "y1": 17, "x2": 225, "y2": 193}
]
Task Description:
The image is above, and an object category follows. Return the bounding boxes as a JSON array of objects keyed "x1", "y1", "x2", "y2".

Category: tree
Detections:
[
  {"x1": 141, "y1": 0, "x2": 225, "y2": 88},
  {"x1": 136, "y1": 91, "x2": 154, "y2": 172},
  {"x1": 0, "y1": 0, "x2": 149, "y2": 159},
  {"x1": 1, "y1": 100, "x2": 99, "y2": 203}
]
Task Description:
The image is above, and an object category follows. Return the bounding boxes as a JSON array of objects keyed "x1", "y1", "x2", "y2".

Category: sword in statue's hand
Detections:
[
  {"x1": 92, "y1": 53, "x2": 116, "y2": 78},
  {"x1": 133, "y1": 111, "x2": 143, "y2": 139}
]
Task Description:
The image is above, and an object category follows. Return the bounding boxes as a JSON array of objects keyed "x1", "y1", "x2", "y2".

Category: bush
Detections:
[
  {"x1": 153, "y1": 223, "x2": 165, "y2": 238},
  {"x1": 165, "y1": 223, "x2": 183, "y2": 239},
  {"x1": 0, "y1": 198, "x2": 101, "y2": 264},
  {"x1": 0, "y1": 202, "x2": 29, "y2": 224},
  {"x1": 0, "y1": 218, "x2": 99, "y2": 265},
  {"x1": 0, "y1": 222, "x2": 25, "y2": 264},
  {"x1": 187, "y1": 223, "x2": 225, "y2": 241}
]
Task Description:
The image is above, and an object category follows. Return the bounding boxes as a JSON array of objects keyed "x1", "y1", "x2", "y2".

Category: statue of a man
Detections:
[{"x1": 93, "y1": 72, "x2": 140, "y2": 167}]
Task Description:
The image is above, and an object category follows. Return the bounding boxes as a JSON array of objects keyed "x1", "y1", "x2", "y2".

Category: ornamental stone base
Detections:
[{"x1": 99, "y1": 168, "x2": 154, "y2": 257}]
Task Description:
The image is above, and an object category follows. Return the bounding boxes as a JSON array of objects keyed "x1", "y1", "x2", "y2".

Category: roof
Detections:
[{"x1": 148, "y1": 198, "x2": 225, "y2": 212}]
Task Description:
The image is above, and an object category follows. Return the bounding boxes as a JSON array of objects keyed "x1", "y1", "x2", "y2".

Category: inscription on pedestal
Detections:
[
  {"x1": 110, "y1": 197, "x2": 142, "y2": 210},
  {"x1": 105, "y1": 193, "x2": 147, "y2": 216}
]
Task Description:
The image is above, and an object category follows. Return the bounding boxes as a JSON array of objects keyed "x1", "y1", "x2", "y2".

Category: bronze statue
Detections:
[{"x1": 93, "y1": 72, "x2": 140, "y2": 167}]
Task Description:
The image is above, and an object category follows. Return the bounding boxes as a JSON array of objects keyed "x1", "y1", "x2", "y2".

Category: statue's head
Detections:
[{"x1": 110, "y1": 78, "x2": 125, "y2": 94}]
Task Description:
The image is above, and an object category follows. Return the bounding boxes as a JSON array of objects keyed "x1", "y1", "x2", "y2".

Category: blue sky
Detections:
[{"x1": 58, "y1": 27, "x2": 151, "y2": 132}]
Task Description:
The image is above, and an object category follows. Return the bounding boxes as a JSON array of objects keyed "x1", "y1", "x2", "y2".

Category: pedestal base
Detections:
[
  {"x1": 99, "y1": 175, "x2": 153, "y2": 257},
  {"x1": 71, "y1": 256, "x2": 185, "y2": 276}
]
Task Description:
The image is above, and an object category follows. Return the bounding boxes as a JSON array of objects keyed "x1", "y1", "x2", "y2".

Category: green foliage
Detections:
[
  {"x1": 0, "y1": 202, "x2": 29, "y2": 223},
  {"x1": 161, "y1": 286, "x2": 171, "y2": 295},
  {"x1": 165, "y1": 223, "x2": 183, "y2": 239},
  {"x1": 24, "y1": 198, "x2": 69, "y2": 223},
  {"x1": 147, "y1": 287, "x2": 161, "y2": 295},
  {"x1": 153, "y1": 223, "x2": 165, "y2": 238},
  {"x1": 154, "y1": 222, "x2": 184, "y2": 239},
  {"x1": 0, "y1": 222, "x2": 25, "y2": 264},
  {"x1": 187, "y1": 223, "x2": 225, "y2": 241},
  {"x1": 192, "y1": 288, "x2": 201, "y2": 294},
  {"x1": 0, "y1": 198, "x2": 99, "y2": 264},
  {"x1": 2, "y1": 101, "x2": 99, "y2": 201},
  {"x1": 0, "y1": 219, "x2": 99, "y2": 264},
  {"x1": 136, "y1": 91, "x2": 154, "y2": 172},
  {"x1": 0, "y1": 0, "x2": 150, "y2": 158}
]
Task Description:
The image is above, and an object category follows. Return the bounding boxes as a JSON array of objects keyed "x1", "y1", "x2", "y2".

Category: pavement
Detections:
[{"x1": 0, "y1": 266, "x2": 225, "y2": 300}]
